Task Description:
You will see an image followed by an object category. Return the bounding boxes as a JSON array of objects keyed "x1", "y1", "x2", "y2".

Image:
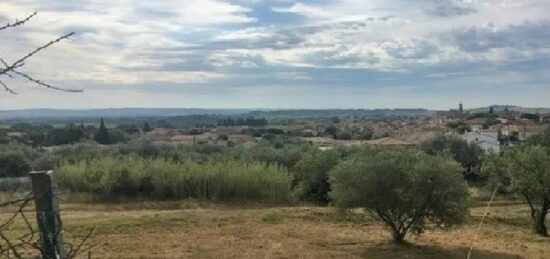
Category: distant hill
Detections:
[
  {"x1": 0, "y1": 108, "x2": 251, "y2": 121},
  {"x1": 247, "y1": 109, "x2": 434, "y2": 118},
  {"x1": 0, "y1": 108, "x2": 437, "y2": 123},
  {"x1": 2, "y1": 106, "x2": 548, "y2": 123},
  {"x1": 468, "y1": 105, "x2": 550, "y2": 114}
]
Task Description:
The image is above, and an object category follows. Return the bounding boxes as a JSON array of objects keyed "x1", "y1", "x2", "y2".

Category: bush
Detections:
[
  {"x1": 330, "y1": 150, "x2": 469, "y2": 243},
  {"x1": 0, "y1": 152, "x2": 32, "y2": 178},
  {"x1": 292, "y1": 149, "x2": 340, "y2": 204},
  {"x1": 45, "y1": 126, "x2": 84, "y2": 146},
  {"x1": 336, "y1": 131, "x2": 352, "y2": 140},
  {"x1": 32, "y1": 153, "x2": 59, "y2": 171},
  {"x1": 242, "y1": 142, "x2": 306, "y2": 169},
  {"x1": 57, "y1": 157, "x2": 292, "y2": 203},
  {"x1": 526, "y1": 126, "x2": 550, "y2": 147}
]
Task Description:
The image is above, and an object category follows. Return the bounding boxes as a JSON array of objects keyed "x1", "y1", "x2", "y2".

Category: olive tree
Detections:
[
  {"x1": 421, "y1": 134, "x2": 483, "y2": 181},
  {"x1": 329, "y1": 150, "x2": 469, "y2": 243},
  {"x1": 484, "y1": 145, "x2": 550, "y2": 236}
]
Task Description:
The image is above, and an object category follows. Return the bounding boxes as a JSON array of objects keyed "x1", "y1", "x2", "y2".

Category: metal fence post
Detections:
[{"x1": 30, "y1": 170, "x2": 65, "y2": 259}]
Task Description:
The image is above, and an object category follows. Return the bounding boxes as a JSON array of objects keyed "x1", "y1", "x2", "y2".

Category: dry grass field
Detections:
[{"x1": 1, "y1": 198, "x2": 549, "y2": 258}]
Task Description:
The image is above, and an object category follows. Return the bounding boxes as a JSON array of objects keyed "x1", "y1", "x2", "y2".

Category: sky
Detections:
[{"x1": 0, "y1": 0, "x2": 549, "y2": 110}]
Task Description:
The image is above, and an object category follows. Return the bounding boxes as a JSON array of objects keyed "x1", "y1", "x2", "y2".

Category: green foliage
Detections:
[
  {"x1": 526, "y1": 126, "x2": 550, "y2": 147},
  {"x1": 117, "y1": 124, "x2": 140, "y2": 134},
  {"x1": 521, "y1": 113, "x2": 539, "y2": 121},
  {"x1": 354, "y1": 128, "x2": 373, "y2": 141},
  {"x1": 57, "y1": 157, "x2": 291, "y2": 202},
  {"x1": 483, "y1": 145, "x2": 550, "y2": 236},
  {"x1": 336, "y1": 131, "x2": 352, "y2": 140},
  {"x1": 325, "y1": 125, "x2": 338, "y2": 139},
  {"x1": 456, "y1": 124, "x2": 472, "y2": 134},
  {"x1": 292, "y1": 149, "x2": 340, "y2": 204},
  {"x1": 330, "y1": 116, "x2": 341, "y2": 124},
  {"x1": 480, "y1": 152, "x2": 512, "y2": 193},
  {"x1": 94, "y1": 118, "x2": 111, "y2": 144},
  {"x1": 143, "y1": 122, "x2": 153, "y2": 132},
  {"x1": 242, "y1": 141, "x2": 307, "y2": 169},
  {"x1": 329, "y1": 150, "x2": 469, "y2": 243},
  {"x1": 0, "y1": 130, "x2": 7, "y2": 144},
  {"x1": 421, "y1": 134, "x2": 483, "y2": 181},
  {"x1": 446, "y1": 121, "x2": 471, "y2": 134},
  {"x1": 218, "y1": 117, "x2": 268, "y2": 126},
  {"x1": 45, "y1": 125, "x2": 84, "y2": 146},
  {"x1": 483, "y1": 117, "x2": 500, "y2": 129},
  {"x1": 32, "y1": 153, "x2": 59, "y2": 171},
  {"x1": 0, "y1": 152, "x2": 31, "y2": 178},
  {"x1": 108, "y1": 129, "x2": 129, "y2": 144}
]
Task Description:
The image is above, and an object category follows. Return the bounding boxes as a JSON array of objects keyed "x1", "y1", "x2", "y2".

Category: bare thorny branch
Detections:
[
  {"x1": 0, "y1": 12, "x2": 82, "y2": 94},
  {"x1": 0, "y1": 192, "x2": 101, "y2": 258},
  {"x1": 0, "y1": 12, "x2": 37, "y2": 31}
]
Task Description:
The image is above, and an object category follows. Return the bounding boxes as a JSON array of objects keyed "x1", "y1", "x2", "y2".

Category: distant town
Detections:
[{"x1": 2, "y1": 105, "x2": 548, "y2": 153}]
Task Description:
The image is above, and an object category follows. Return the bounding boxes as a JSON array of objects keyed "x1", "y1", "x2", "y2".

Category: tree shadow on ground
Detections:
[{"x1": 361, "y1": 242, "x2": 520, "y2": 259}]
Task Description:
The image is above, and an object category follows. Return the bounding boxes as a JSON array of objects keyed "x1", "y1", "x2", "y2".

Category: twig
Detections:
[
  {"x1": 0, "y1": 12, "x2": 37, "y2": 31},
  {"x1": 13, "y1": 70, "x2": 83, "y2": 92},
  {"x1": 0, "y1": 35, "x2": 82, "y2": 93},
  {"x1": 0, "y1": 80, "x2": 17, "y2": 94},
  {"x1": 0, "y1": 32, "x2": 75, "y2": 77}
]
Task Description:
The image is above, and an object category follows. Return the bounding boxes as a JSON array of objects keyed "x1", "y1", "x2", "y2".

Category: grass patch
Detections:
[{"x1": 261, "y1": 212, "x2": 285, "y2": 224}]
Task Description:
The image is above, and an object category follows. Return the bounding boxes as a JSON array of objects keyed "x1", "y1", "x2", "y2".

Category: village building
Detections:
[
  {"x1": 462, "y1": 131, "x2": 500, "y2": 153},
  {"x1": 464, "y1": 118, "x2": 487, "y2": 132}
]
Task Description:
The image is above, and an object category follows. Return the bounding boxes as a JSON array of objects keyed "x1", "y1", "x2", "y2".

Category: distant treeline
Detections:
[
  {"x1": 218, "y1": 117, "x2": 268, "y2": 127},
  {"x1": 0, "y1": 108, "x2": 435, "y2": 125},
  {"x1": 247, "y1": 109, "x2": 433, "y2": 119}
]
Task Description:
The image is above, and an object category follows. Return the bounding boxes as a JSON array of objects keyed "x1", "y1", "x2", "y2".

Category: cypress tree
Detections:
[
  {"x1": 95, "y1": 118, "x2": 111, "y2": 144},
  {"x1": 143, "y1": 122, "x2": 153, "y2": 132}
]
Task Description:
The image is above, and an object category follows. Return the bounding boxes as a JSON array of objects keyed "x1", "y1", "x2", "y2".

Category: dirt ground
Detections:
[{"x1": 1, "y1": 200, "x2": 549, "y2": 258}]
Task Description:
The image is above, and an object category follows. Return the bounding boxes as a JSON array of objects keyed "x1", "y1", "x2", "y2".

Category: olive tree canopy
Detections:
[{"x1": 330, "y1": 150, "x2": 469, "y2": 243}]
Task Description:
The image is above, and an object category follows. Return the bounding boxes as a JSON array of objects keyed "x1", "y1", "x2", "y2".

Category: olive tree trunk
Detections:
[
  {"x1": 532, "y1": 207, "x2": 549, "y2": 236},
  {"x1": 528, "y1": 198, "x2": 549, "y2": 237},
  {"x1": 391, "y1": 231, "x2": 406, "y2": 244}
]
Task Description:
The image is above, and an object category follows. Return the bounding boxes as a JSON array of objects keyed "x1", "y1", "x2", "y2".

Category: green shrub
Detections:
[
  {"x1": 0, "y1": 152, "x2": 31, "y2": 178},
  {"x1": 292, "y1": 149, "x2": 340, "y2": 204},
  {"x1": 57, "y1": 157, "x2": 291, "y2": 203},
  {"x1": 330, "y1": 150, "x2": 469, "y2": 243},
  {"x1": 526, "y1": 126, "x2": 550, "y2": 147},
  {"x1": 32, "y1": 153, "x2": 59, "y2": 171},
  {"x1": 242, "y1": 142, "x2": 306, "y2": 169}
]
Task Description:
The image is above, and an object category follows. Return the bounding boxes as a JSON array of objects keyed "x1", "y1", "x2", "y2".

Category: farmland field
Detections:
[{"x1": 1, "y1": 199, "x2": 548, "y2": 258}]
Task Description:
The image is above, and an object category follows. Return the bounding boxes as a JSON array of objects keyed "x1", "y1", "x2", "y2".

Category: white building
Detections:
[{"x1": 462, "y1": 131, "x2": 500, "y2": 153}]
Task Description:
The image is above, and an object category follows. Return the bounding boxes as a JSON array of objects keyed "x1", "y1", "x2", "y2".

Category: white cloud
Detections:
[
  {"x1": 0, "y1": 0, "x2": 254, "y2": 89},
  {"x1": 0, "y1": 0, "x2": 549, "y2": 109}
]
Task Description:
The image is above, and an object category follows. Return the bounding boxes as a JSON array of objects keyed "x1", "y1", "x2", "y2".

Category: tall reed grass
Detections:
[{"x1": 57, "y1": 157, "x2": 291, "y2": 203}]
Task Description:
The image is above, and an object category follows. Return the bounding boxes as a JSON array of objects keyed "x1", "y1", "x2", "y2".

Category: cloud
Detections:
[
  {"x1": 447, "y1": 21, "x2": 550, "y2": 53},
  {"x1": 0, "y1": 0, "x2": 549, "y2": 109},
  {"x1": 0, "y1": 0, "x2": 254, "y2": 86}
]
